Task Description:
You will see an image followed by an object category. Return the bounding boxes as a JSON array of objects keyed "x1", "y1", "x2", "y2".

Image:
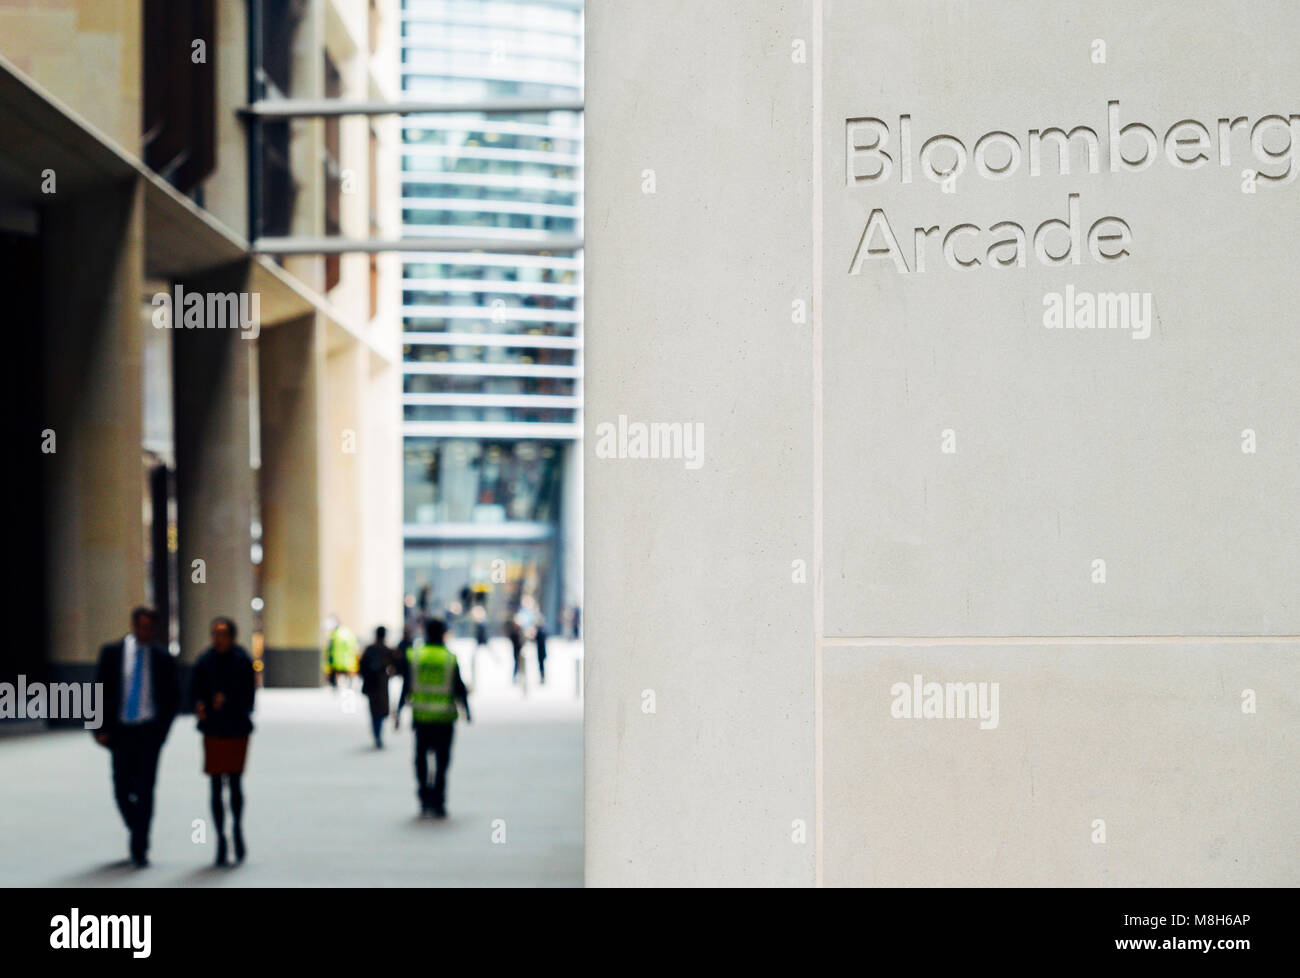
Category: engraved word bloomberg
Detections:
[{"x1": 845, "y1": 99, "x2": 1297, "y2": 273}]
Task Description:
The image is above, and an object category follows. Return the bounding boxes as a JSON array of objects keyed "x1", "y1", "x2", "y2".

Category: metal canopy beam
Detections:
[
  {"x1": 253, "y1": 235, "x2": 584, "y2": 256},
  {"x1": 242, "y1": 97, "x2": 584, "y2": 118}
]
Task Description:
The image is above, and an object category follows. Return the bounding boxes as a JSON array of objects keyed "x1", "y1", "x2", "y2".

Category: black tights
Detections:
[{"x1": 209, "y1": 774, "x2": 243, "y2": 836}]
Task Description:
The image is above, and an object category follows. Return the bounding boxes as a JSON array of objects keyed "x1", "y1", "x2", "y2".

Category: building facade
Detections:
[
  {"x1": 398, "y1": 0, "x2": 584, "y2": 632},
  {"x1": 0, "y1": 0, "x2": 403, "y2": 698}
]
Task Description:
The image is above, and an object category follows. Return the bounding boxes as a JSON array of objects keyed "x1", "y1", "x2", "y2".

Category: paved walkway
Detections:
[{"x1": 0, "y1": 639, "x2": 583, "y2": 887}]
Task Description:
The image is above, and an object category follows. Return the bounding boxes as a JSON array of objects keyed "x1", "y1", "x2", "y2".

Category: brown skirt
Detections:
[{"x1": 203, "y1": 736, "x2": 249, "y2": 776}]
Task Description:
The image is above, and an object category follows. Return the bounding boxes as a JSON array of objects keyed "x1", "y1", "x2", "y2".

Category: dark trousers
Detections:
[
  {"x1": 370, "y1": 712, "x2": 385, "y2": 746},
  {"x1": 413, "y1": 722, "x2": 454, "y2": 811},
  {"x1": 110, "y1": 725, "x2": 163, "y2": 858}
]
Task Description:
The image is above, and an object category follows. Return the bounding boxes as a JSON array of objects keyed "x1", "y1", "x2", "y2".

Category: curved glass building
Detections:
[{"x1": 399, "y1": 0, "x2": 583, "y2": 633}]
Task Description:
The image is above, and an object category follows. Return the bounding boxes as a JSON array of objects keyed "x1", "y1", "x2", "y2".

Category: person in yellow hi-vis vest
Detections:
[
  {"x1": 398, "y1": 617, "x2": 471, "y2": 817},
  {"x1": 324, "y1": 616, "x2": 359, "y2": 690}
]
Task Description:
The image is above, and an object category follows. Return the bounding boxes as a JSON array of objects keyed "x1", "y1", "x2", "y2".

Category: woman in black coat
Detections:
[
  {"x1": 191, "y1": 617, "x2": 256, "y2": 866},
  {"x1": 359, "y1": 625, "x2": 395, "y2": 747}
]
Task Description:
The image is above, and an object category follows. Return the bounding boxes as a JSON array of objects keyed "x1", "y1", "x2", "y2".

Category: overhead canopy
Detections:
[{"x1": 0, "y1": 52, "x2": 392, "y2": 360}]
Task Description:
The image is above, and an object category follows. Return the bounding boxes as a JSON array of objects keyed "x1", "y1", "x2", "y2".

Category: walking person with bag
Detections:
[{"x1": 191, "y1": 617, "x2": 256, "y2": 866}]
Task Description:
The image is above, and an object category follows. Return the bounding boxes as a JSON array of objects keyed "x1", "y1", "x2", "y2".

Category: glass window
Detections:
[
  {"x1": 403, "y1": 438, "x2": 564, "y2": 524},
  {"x1": 403, "y1": 374, "x2": 577, "y2": 396},
  {"x1": 403, "y1": 405, "x2": 578, "y2": 424},
  {"x1": 403, "y1": 343, "x2": 577, "y2": 366}
]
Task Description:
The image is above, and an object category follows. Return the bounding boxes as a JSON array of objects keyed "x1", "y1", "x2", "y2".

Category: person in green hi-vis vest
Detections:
[
  {"x1": 323, "y1": 616, "x2": 359, "y2": 691},
  {"x1": 398, "y1": 617, "x2": 471, "y2": 817}
]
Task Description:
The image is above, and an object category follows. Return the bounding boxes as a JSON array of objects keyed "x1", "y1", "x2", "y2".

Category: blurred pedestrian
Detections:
[
  {"x1": 93, "y1": 607, "x2": 178, "y2": 867},
  {"x1": 399, "y1": 618, "x2": 471, "y2": 817},
  {"x1": 469, "y1": 603, "x2": 489, "y2": 685},
  {"x1": 359, "y1": 625, "x2": 395, "y2": 748},
  {"x1": 324, "y1": 615, "x2": 359, "y2": 690},
  {"x1": 191, "y1": 617, "x2": 256, "y2": 867},
  {"x1": 393, "y1": 624, "x2": 412, "y2": 731},
  {"x1": 507, "y1": 620, "x2": 525, "y2": 685},
  {"x1": 517, "y1": 595, "x2": 537, "y2": 632},
  {"x1": 471, "y1": 602, "x2": 488, "y2": 645},
  {"x1": 534, "y1": 621, "x2": 548, "y2": 684}
]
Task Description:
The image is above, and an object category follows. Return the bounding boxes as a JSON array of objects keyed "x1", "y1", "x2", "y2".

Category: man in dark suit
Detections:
[{"x1": 93, "y1": 606, "x2": 178, "y2": 867}]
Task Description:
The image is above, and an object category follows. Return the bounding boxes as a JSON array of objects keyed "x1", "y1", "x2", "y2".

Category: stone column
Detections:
[
  {"x1": 172, "y1": 260, "x2": 256, "y2": 665},
  {"x1": 361, "y1": 350, "x2": 403, "y2": 637},
  {"x1": 321, "y1": 333, "x2": 366, "y2": 638},
  {"x1": 42, "y1": 177, "x2": 147, "y2": 682},
  {"x1": 258, "y1": 311, "x2": 324, "y2": 686}
]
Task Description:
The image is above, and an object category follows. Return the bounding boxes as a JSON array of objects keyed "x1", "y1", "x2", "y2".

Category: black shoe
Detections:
[
  {"x1": 216, "y1": 836, "x2": 229, "y2": 866},
  {"x1": 233, "y1": 827, "x2": 246, "y2": 864},
  {"x1": 433, "y1": 805, "x2": 447, "y2": 819},
  {"x1": 129, "y1": 831, "x2": 148, "y2": 866}
]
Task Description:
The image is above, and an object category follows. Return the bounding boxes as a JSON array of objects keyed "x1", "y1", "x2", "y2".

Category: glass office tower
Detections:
[{"x1": 400, "y1": 0, "x2": 583, "y2": 634}]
